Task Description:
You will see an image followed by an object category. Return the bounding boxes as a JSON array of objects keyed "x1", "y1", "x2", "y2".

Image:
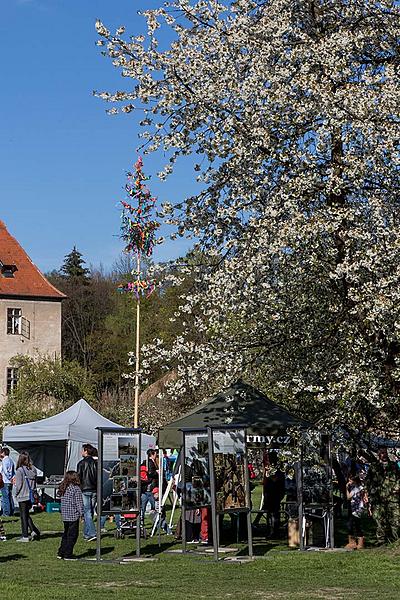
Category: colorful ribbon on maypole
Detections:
[
  {"x1": 118, "y1": 156, "x2": 160, "y2": 429},
  {"x1": 118, "y1": 156, "x2": 160, "y2": 297}
]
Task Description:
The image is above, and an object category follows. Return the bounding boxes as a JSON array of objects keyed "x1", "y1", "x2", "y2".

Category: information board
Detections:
[
  {"x1": 212, "y1": 428, "x2": 249, "y2": 512},
  {"x1": 101, "y1": 431, "x2": 140, "y2": 513},
  {"x1": 183, "y1": 431, "x2": 212, "y2": 508}
]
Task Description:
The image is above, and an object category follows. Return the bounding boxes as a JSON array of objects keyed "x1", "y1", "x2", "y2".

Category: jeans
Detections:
[
  {"x1": 1, "y1": 483, "x2": 14, "y2": 516},
  {"x1": 141, "y1": 491, "x2": 155, "y2": 521},
  {"x1": 58, "y1": 519, "x2": 79, "y2": 558},
  {"x1": 82, "y1": 492, "x2": 96, "y2": 538},
  {"x1": 19, "y1": 501, "x2": 40, "y2": 538}
]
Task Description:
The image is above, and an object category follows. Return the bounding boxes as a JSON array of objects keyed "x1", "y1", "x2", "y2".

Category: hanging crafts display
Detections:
[{"x1": 118, "y1": 156, "x2": 160, "y2": 297}]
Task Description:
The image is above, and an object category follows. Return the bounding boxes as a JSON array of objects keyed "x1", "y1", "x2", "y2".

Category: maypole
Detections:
[{"x1": 118, "y1": 157, "x2": 159, "y2": 428}]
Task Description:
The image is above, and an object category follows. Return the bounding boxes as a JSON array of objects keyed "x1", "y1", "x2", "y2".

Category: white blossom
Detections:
[{"x1": 96, "y1": 1, "x2": 400, "y2": 433}]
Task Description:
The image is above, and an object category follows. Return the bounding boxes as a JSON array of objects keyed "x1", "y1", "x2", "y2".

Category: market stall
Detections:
[
  {"x1": 3, "y1": 398, "x2": 156, "y2": 477},
  {"x1": 158, "y1": 381, "x2": 335, "y2": 550}
]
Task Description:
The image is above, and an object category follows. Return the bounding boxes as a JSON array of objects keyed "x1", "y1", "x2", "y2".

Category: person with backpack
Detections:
[
  {"x1": 57, "y1": 471, "x2": 84, "y2": 560},
  {"x1": 14, "y1": 451, "x2": 40, "y2": 542}
]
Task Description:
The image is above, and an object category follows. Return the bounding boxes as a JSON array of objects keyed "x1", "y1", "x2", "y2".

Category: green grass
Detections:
[{"x1": 0, "y1": 512, "x2": 399, "y2": 600}]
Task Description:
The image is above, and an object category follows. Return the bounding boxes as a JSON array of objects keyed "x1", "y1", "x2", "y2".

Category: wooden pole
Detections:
[{"x1": 134, "y1": 253, "x2": 141, "y2": 428}]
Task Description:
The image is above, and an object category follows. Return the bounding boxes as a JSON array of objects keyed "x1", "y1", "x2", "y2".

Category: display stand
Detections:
[
  {"x1": 208, "y1": 426, "x2": 253, "y2": 561},
  {"x1": 95, "y1": 427, "x2": 145, "y2": 563},
  {"x1": 181, "y1": 426, "x2": 253, "y2": 562},
  {"x1": 298, "y1": 432, "x2": 334, "y2": 550},
  {"x1": 181, "y1": 428, "x2": 212, "y2": 556}
]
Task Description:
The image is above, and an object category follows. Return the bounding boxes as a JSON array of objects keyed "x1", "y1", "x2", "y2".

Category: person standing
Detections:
[
  {"x1": 57, "y1": 471, "x2": 84, "y2": 560},
  {"x1": 140, "y1": 449, "x2": 158, "y2": 522},
  {"x1": 14, "y1": 451, "x2": 41, "y2": 542},
  {"x1": 77, "y1": 444, "x2": 97, "y2": 541},
  {"x1": 0, "y1": 447, "x2": 15, "y2": 516},
  {"x1": 345, "y1": 475, "x2": 367, "y2": 549}
]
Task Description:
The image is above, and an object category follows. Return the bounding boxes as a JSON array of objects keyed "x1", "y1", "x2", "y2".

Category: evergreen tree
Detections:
[{"x1": 61, "y1": 246, "x2": 90, "y2": 280}]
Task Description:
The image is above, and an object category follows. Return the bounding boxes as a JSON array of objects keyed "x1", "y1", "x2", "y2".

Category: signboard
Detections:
[
  {"x1": 246, "y1": 434, "x2": 292, "y2": 447},
  {"x1": 183, "y1": 431, "x2": 212, "y2": 508},
  {"x1": 212, "y1": 428, "x2": 249, "y2": 512},
  {"x1": 101, "y1": 430, "x2": 140, "y2": 513}
]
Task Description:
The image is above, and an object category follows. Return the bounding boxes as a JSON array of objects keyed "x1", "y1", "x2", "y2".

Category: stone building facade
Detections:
[{"x1": 0, "y1": 221, "x2": 65, "y2": 404}]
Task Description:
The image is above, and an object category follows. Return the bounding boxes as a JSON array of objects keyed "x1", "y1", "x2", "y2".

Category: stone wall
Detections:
[{"x1": 0, "y1": 298, "x2": 62, "y2": 404}]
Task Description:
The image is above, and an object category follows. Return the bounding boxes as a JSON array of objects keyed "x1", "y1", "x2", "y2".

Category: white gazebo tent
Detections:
[{"x1": 2, "y1": 399, "x2": 156, "y2": 476}]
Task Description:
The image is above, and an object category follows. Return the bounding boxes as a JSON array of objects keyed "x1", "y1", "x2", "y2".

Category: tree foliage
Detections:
[
  {"x1": 61, "y1": 246, "x2": 90, "y2": 280},
  {"x1": 0, "y1": 355, "x2": 95, "y2": 426},
  {"x1": 96, "y1": 0, "x2": 400, "y2": 435}
]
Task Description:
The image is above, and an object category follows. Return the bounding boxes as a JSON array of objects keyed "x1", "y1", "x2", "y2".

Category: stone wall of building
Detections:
[{"x1": 0, "y1": 298, "x2": 62, "y2": 404}]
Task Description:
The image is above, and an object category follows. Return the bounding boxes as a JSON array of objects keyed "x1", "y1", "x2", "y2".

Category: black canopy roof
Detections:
[{"x1": 158, "y1": 380, "x2": 310, "y2": 448}]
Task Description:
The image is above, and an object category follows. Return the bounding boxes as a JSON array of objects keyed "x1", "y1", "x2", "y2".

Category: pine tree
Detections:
[{"x1": 61, "y1": 246, "x2": 90, "y2": 280}]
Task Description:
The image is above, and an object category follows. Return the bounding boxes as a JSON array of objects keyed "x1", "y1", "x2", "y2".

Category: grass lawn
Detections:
[{"x1": 0, "y1": 512, "x2": 399, "y2": 600}]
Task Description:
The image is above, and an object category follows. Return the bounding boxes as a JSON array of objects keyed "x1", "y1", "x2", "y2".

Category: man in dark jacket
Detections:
[{"x1": 77, "y1": 444, "x2": 97, "y2": 540}]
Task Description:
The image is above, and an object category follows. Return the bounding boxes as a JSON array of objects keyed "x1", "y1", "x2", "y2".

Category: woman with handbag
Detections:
[{"x1": 14, "y1": 451, "x2": 41, "y2": 542}]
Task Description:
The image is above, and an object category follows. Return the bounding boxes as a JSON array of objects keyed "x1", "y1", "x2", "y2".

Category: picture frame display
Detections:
[
  {"x1": 212, "y1": 428, "x2": 249, "y2": 512},
  {"x1": 183, "y1": 432, "x2": 212, "y2": 508},
  {"x1": 102, "y1": 431, "x2": 140, "y2": 513}
]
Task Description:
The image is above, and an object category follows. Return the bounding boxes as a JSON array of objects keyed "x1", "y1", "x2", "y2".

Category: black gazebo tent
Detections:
[
  {"x1": 158, "y1": 381, "x2": 336, "y2": 550},
  {"x1": 158, "y1": 380, "x2": 310, "y2": 448}
]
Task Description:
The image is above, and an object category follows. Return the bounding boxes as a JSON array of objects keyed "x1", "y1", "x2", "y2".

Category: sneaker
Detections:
[
  {"x1": 57, "y1": 555, "x2": 63, "y2": 560},
  {"x1": 0, "y1": 536, "x2": 7, "y2": 541},
  {"x1": 63, "y1": 556, "x2": 78, "y2": 561},
  {"x1": 188, "y1": 540, "x2": 198, "y2": 544},
  {"x1": 200, "y1": 539, "x2": 209, "y2": 545},
  {"x1": 86, "y1": 536, "x2": 96, "y2": 542},
  {"x1": 30, "y1": 531, "x2": 40, "y2": 541},
  {"x1": 16, "y1": 537, "x2": 30, "y2": 542}
]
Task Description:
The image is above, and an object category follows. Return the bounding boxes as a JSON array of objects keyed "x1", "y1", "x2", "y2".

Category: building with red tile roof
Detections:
[
  {"x1": 0, "y1": 220, "x2": 65, "y2": 300},
  {"x1": 0, "y1": 221, "x2": 65, "y2": 403}
]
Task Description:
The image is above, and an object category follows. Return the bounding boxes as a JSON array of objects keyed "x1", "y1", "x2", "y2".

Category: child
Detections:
[
  {"x1": 345, "y1": 474, "x2": 367, "y2": 550},
  {"x1": 57, "y1": 471, "x2": 84, "y2": 560}
]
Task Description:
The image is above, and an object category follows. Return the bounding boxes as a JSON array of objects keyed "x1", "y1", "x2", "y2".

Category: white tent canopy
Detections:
[
  {"x1": 3, "y1": 398, "x2": 122, "y2": 445},
  {"x1": 3, "y1": 399, "x2": 156, "y2": 475}
]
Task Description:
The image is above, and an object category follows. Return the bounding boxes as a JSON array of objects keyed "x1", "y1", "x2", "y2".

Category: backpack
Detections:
[{"x1": 140, "y1": 464, "x2": 149, "y2": 483}]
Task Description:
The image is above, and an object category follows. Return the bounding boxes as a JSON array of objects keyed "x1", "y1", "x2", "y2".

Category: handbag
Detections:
[{"x1": 23, "y1": 467, "x2": 39, "y2": 505}]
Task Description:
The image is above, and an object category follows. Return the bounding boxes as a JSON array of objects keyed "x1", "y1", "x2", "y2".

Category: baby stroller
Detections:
[{"x1": 114, "y1": 512, "x2": 147, "y2": 540}]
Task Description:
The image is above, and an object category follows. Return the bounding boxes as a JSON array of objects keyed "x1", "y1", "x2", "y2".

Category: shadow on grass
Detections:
[
  {"x1": 124, "y1": 540, "x2": 177, "y2": 557},
  {"x1": 235, "y1": 541, "x2": 281, "y2": 557},
  {"x1": 77, "y1": 546, "x2": 114, "y2": 559},
  {"x1": 39, "y1": 532, "x2": 62, "y2": 539},
  {"x1": 0, "y1": 553, "x2": 26, "y2": 563}
]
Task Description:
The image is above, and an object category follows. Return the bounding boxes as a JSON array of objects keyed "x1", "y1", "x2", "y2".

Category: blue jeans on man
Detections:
[
  {"x1": 141, "y1": 491, "x2": 155, "y2": 522},
  {"x1": 82, "y1": 491, "x2": 96, "y2": 538},
  {"x1": 1, "y1": 483, "x2": 14, "y2": 516}
]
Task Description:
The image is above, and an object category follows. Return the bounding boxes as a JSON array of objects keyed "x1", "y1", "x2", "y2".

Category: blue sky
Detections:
[{"x1": 0, "y1": 0, "x2": 195, "y2": 272}]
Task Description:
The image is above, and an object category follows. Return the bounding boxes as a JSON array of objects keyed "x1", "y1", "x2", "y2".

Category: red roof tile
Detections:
[{"x1": 0, "y1": 220, "x2": 65, "y2": 299}]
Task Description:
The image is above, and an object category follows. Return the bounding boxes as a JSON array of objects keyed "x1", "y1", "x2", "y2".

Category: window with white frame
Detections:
[
  {"x1": 6, "y1": 367, "x2": 18, "y2": 394},
  {"x1": 7, "y1": 308, "x2": 22, "y2": 335}
]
